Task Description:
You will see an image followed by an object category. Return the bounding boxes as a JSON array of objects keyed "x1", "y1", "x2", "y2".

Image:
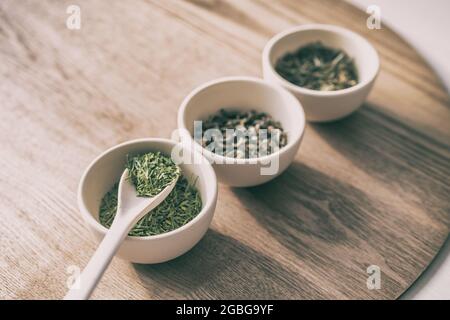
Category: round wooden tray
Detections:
[{"x1": 1, "y1": 0, "x2": 449, "y2": 299}]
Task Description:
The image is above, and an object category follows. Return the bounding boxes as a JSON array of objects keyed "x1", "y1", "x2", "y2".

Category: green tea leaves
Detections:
[
  {"x1": 126, "y1": 152, "x2": 180, "y2": 197},
  {"x1": 200, "y1": 109, "x2": 288, "y2": 159},
  {"x1": 99, "y1": 176, "x2": 202, "y2": 236},
  {"x1": 275, "y1": 42, "x2": 358, "y2": 91},
  {"x1": 99, "y1": 152, "x2": 201, "y2": 236}
]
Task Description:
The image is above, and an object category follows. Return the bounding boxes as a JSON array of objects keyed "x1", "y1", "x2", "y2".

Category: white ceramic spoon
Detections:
[{"x1": 64, "y1": 169, "x2": 177, "y2": 300}]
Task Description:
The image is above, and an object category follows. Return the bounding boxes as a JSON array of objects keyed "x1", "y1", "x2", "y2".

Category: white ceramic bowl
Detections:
[
  {"x1": 177, "y1": 76, "x2": 306, "y2": 187},
  {"x1": 78, "y1": 138, "x2": 217, "y2": 264},
  {"x1": 263, "y1": 24, "x2": 380, "y2": 122}
]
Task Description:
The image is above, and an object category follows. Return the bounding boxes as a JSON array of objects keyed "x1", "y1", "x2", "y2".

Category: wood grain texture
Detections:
[{"x1": 0, "y1": 0, "x2": 449, "y2": 299}]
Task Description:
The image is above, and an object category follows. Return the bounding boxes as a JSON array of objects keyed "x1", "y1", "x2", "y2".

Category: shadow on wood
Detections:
[
  {"x1": 133, "y1": 229, "x2": 322, "y2": 299},
  {"x1": 227, "y1": 104, "x2": 450, "y2": 298},
  {"x1": 311, "y1": 104, "x2": 450, "y2": 226}
]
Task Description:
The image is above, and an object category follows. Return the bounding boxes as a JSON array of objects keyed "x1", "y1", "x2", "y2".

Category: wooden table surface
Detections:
[{"x1": 1, "y1": 0, "x2": 449, "y2": 299}]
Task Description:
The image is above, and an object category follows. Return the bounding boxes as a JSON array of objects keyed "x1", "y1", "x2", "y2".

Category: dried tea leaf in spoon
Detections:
[
  {"x1": 126, "y1": 151, "x2": 181, "y2": 197},
  {"x1": 99, "y1": 152, "x2": 202, "y2": 236}
]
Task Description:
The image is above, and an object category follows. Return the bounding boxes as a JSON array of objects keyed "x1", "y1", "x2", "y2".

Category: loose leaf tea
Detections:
[
  {"x1": 275, "y1": 42, "x2": 358, "y2": 91},
  {"x1": 99, "y1": 176, "x2": 202, "y2": 236},
  {"x1": 126, "y1": 152, "x2": 180, "y2": 197},
  {"x1": 199, "y1": 109, "x2": 288, "y2": 159}
]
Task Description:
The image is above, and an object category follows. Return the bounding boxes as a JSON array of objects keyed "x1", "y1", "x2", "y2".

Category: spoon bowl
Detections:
[{"x1": 117, "y1": 169, "x2": 177, "y2": 220}]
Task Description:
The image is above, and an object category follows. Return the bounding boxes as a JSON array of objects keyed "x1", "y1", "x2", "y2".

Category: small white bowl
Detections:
[
  {"x1": 177, "y1": 76, "x2": 306, "y2": 187},
  {"x1": 78, "y1": 138, "x2": 217, "y2": 264},
  {"x1": 262, "y1": 24, "x2": 380, "y2": 122}
]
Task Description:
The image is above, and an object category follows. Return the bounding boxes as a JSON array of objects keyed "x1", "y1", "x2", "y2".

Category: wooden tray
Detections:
[{"x1": 0, "y1": 0, "x2": 449, "y2": 299}]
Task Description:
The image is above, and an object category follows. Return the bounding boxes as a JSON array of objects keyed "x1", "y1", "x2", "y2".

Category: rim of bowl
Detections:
[
  {"x1": 177, "y1": 76, "x2": 306, "y2": 165},
  {"x1": 77, "y1": 138, "x2": 218, "y2": 241},
  {"x1": 262, "y1": 24, "x2": 380, "y2": 97}
]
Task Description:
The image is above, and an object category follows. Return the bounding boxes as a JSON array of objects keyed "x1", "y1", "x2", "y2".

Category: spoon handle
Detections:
[
  {"x1": 64, "y1": 173, "x2": 177, "y2": 300},
  {"x1": 64, "y1": 217, "x2": 132, "y2": 300}
]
